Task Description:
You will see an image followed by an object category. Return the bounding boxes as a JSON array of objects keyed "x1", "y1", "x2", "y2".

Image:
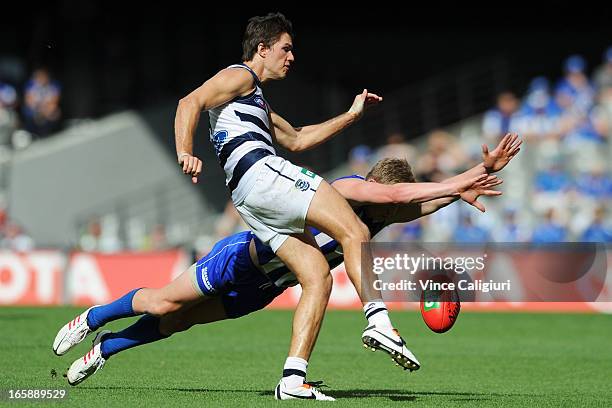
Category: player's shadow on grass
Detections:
[
  {"x1": 326, "y1": 389, "x2": 417, "y2": 401},
  {"x1": 297, "y1": 389, "x2": 528, "y2": 402},
  {"x1": 81, "y1": 386, "x2": 524, "y2": 402},
  {"x1": 82, "y1": 386, "x2": 415, "y2": 401},
  {"x1": 322, "y1": 389, "x2": 490, "y2": 402},
  {"x1": 254, "y1": 389, "x2": 502, "y2": 402}
]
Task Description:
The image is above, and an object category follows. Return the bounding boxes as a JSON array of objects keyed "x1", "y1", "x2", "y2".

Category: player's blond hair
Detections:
[{"x1": 366, "y1": 158, "x2": 416, "y2": 184}]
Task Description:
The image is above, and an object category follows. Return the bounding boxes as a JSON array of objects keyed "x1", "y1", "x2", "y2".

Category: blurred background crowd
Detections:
[
  {"x1": 0, "y1": 67, "x2": 62, "y2": 149},
  {"x1": 1, "y1": 5, "x2": 610, "y2": 255},
  {"x1": 179, "y1": 49, "x2": 612, "y2": 256},
  {"x1": 369, "y1": 51, "x2": 612, "y2": 246}
]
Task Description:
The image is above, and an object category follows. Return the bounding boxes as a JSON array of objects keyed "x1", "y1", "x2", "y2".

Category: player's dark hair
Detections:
[
  {"x1": 366, "y1": 158, "x2": 416, "y2": 184},
  {"x1": 242, "y1": 13, "x2": 293, "y2": 61}
]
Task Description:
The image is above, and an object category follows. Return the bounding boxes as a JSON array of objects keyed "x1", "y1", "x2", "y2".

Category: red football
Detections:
[{"x1": 420, "y1": 278, "x2": 461, "y2": 333}]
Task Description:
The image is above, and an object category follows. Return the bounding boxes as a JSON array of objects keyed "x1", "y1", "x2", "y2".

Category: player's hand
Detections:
[
  {"x1": 178, "y1": 152, "x2": 203, "y2": 184},
  {"x1": 454, "y1": 174, "x2": 494, "y2": 194},
  {"x1": 482, "y1": 132, "x2": 522, "y2": 173},
  {"x1": 348, "y1": 89, "x2": 383, "y2": 119},
  {"x1": 460, "y1": 175, "x2": 504, "y2": 212}
]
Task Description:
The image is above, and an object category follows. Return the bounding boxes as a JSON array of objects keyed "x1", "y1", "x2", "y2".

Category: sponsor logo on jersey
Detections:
[
  {"x1": 295, "y1": 179, "x2": 310, "y2": 192},
  {"x1": 201, "y1": 266, "x2": 216, "y2": 293},
  {"x1": 300, "y1": 168, "x2": 316, "y2": 179}
]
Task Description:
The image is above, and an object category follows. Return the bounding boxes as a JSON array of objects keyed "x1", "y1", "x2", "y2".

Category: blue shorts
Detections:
[{"x1": 192, "y1": 231, "x2": 287, "y2": 319}]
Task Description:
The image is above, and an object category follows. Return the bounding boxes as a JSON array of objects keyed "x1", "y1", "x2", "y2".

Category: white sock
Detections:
[
  {"x1": 363, "y1": 301, "x2": 392, "y2": 329},
  {"x1": 282, "y1": 356, "x2": 308, "y2": 389}
]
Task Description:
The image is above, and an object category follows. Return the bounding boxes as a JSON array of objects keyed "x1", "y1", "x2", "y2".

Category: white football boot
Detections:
[
  {"x1": 362, "y1": 325, "x2": 421, "y2": 371},
  {"x1": 274, "y1": 380, "x2": 335, "y2": 401},
  {"x1": 66, "y1": 330, "x2": 110, "y2": 386},
  {"x1": 53, "y1": 306, "x2": 98, "y2": 356}
]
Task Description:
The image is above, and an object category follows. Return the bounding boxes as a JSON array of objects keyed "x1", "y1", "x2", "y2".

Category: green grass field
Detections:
[{"x1": 1, "y1": 307, "x2": 611, "y2": 407}]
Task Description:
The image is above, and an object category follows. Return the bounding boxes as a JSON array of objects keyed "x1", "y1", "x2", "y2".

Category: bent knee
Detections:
[
  {"x1": 341, "y1": 219, "x2": 370, "y2": 244},
  {"x1": 301, "y1": 270, "x2": 333, "y2": 296},
  {"x1": 300, "y1": 267, "x2": 332, "y2": 288}
]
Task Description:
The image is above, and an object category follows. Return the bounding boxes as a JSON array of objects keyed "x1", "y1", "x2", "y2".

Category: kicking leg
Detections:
[
  {"x1": 306, "y1": 180, "x2": 376, "y2": 304},
  {"x1": 306, "y1": 180, "x2": 420, "y2": 371}
]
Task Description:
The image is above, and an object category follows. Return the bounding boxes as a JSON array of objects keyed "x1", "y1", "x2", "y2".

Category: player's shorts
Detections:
[
  {"x1": 191, "y1": 231, "x2": 287, "y2": 319},
  {"x1": 234, "y1": 155, "x2": 323, "y2": 253}
]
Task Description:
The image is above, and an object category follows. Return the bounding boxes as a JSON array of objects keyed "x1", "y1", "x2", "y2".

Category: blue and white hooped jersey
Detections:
[
  {"x1": 253, "y1": 175, "x2": 387, "y2": 288},
  {"x1": 208, "y1": 63, "x2": 277, "y2": 203}
]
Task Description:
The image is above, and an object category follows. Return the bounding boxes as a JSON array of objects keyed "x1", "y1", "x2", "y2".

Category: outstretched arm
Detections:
[
  {"x1": 442, "y1": 132, "x2": 522, "y2": 186},
  {"x1": 331, "y1": 173, "x2": 494, "y2": 206},
  {"x1": 366, "y1": 135, "x2": 517, "y2": 224},
  {"x1": 175, "y1": 68, "x2": 255, "y2": 183},
  {"x1": 386, "y1": 177, "x2": 503, "y2": 224},
  {"x1": 270, "y1": 89, "x2": 382, "y2": 152}
]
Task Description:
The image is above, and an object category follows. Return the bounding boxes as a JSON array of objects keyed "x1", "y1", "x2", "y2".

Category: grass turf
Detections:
[{"x1": 0, "y1": 307, "x2": 610, "y2": 407}]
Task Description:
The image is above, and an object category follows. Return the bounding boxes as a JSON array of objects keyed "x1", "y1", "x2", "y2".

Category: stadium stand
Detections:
[{"x1": 1, "y1": 49, "x2": 610, "y2": 254}]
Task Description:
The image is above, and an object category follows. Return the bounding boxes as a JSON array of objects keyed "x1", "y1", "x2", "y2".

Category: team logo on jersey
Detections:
[
  {"x1": 254, "y1": 96, "x2": 267, "y2": 110},
  {"x1": 295, "y1": 179, "x2": 310, "y2": 192},
  {"x1": 211, "y1": 130, "x2": 228, "y2": 155},
  {"x1": 300, "y1": 168, "x2": 316, "y2": 179}
]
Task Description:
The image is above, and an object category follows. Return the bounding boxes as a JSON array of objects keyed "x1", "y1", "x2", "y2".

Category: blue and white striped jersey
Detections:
[
  {"x1": 208, "y1": 63, "x2": 277, "y2": 203},
  {"x1": 253, "y1": 175, "x2": 388, "y2": 287}
]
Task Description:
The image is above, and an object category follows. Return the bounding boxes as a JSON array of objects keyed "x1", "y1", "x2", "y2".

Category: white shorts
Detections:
[{"x1": 234, "y1": 155, "x2": 323, "y2": 253}]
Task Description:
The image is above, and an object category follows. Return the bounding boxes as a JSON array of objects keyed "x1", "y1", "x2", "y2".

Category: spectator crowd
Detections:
[
  {"x1": 0, "y1": 66, "x2": 62, "y2": 152},
  {"x1": 360, "y1": 48, "x2": 612, "y2": 244},
  {"x1": 3, "y1": 48, "x2": 611, "y2": 254}
]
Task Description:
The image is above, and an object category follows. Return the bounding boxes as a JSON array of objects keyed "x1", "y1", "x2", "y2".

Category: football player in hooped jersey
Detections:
[
  {"x1": 53, "y1": 134, "x2": 521, "y2": 400},
  {"x1": 174, "y1": 12, "x2": 417, "y2": 399}
]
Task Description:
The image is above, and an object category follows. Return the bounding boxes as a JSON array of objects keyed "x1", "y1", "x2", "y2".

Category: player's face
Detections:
[{"x1": 265, "y1": 33, "x2": 294, "y2": 79}]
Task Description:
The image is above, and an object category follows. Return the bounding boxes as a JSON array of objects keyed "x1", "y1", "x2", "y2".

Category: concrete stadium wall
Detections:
[{"x1": 7, "y1": 112, "x2": 211, "y2": 247}]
